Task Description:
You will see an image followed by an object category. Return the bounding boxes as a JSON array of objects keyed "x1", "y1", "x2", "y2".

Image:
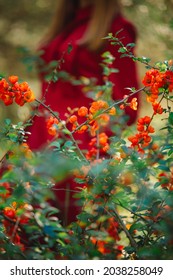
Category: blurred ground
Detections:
[{"x1": 0, "y1": 0, "x2": 173, "y2": 128}]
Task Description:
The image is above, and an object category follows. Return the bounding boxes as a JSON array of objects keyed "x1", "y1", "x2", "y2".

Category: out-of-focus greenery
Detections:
[
  {"x1": 1, "y1": 0, "x2": 173, "y2": 74},
  {"x1": 0, "y1": 0, "x2": 173, "y2": 121},
  {"x1": 123, "y1": 0, "x2": 173, "y2": 62},
  {"x1": 0, "y1": 0, "x2": 54, "y2": 77}
]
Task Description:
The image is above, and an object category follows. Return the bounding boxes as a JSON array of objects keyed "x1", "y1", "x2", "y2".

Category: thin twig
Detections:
[
  {"x1": 11, "y1": 217, "x2": 21, "y2": 243},
  {"x1": 52, "y1": 187, "x2": 81, "y2": 193}
]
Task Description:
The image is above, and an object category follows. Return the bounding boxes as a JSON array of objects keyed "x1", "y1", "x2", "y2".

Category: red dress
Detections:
[{"x1": 28, "y1": 6, "x2": 139, "y2": 224}]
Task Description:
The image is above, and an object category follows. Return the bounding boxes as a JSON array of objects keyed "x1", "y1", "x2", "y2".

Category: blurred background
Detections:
[{"x1": 0, "y1": 0, "x2": 173, "y2": 126}]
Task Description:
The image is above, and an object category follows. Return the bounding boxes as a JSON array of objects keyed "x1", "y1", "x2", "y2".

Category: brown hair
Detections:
[{"x1": 41, "y1": 0, "x2": 122, "y2": 51}]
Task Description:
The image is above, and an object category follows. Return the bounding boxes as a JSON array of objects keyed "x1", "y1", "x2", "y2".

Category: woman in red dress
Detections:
[{"x1": 28, "y1": 0, "x2": 140, "y2": 224}]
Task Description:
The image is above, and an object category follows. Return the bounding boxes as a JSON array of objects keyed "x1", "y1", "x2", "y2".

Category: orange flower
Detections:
[
  {"x1": 152, "y1": 102, "x2": 163, "y2": 115},
  {"x1": 119, "y1": 104, "x2": 125, "y2": 110},
  {"x1": 1, "y1": 94, "x2": 13, "y2": 106},
  {"x1": 23, "y1": 90, "x2": 35, "y2": 103},
  {"x1": 15, "y1": 94, "x2": 25, "y2": 106},
  {"x1": 8, "y1": 75, "x2": 18, "y2": 84},
  {"x1": 20, "y1": 143, "x2": 32, "y2": 158},
  {"x1": 146, "y1": 93, "x2": 158, "y2": 103},
  {"x1": 69, "y1": 115, "x2": 77, "y2": 124},
  {"x1": 147, "y1": 125, "x2": 155, "y2": 133},
  {"x1": 142, "y1": 69, "x2": 159, "y2": 87},
  {"x1": 109, "y1": 107, "x2": 116, "y2": 115},
  {"x1": 46, "y1": 116, "x2": 59, "y2": 136},
  {"x1": 89, "y1": 100, "x2": 108, "y2": 115},
  {"x1": 3, "y1": 207, "x2": 16, "y2": 219},
  {"x1": 0, "y1": 78, "x2": 9, "y2": 90},
  {"x1": 90, "y1": 121, "x2": 99, "y2": 136},
  {"x1": 137, "y1": 124, "x2": 144, "y2": 132},
  {"x1": 72, "y1": 124, "x2": 77, "y2": 131},
  {"x1": 77, "y1": 125, "x2": 88, "y2": 134},
  {"x1": 98, "y1": 113, "x2": 110, "y2": 125},
  {"x1": 128, "y1": 135, "x2": 139, "y2": 146},
  {"x1": 78, "y1": 106, "x2": 88, "y2": 117},
  {"x1": 138, "y1": 116, "x2": 151, "y2": 125},
  {"x1": 86, "y1": 132, "x2": 109, "y2": 159},
  {"x1": 86, "y1": 147, "x2": 97, "y2": 160},
  {"x1": 47, "y1": 126, "x2": 58, "y2": 136},
  {"x1": 130, "y1": 97, "x2": 138, "y2": 110},
  {"x1": 90, "y1": 238, "x2": 111, "y2": 254},
  {"x1": 19, "y1": 81, "x2": 29, "y2": 92},
  {"x1": 99, "y1": 132, "x2": 108, "y2": 145}
]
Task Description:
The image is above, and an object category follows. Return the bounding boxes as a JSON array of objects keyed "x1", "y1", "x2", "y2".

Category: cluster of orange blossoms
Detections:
[
  {"x1": 142, "y1": 68, "x2": 173, "y2": 112},
  {"x1": 128, "y1": 68, "x2": 173, "y2": 152},
  {"x1": 86, "y1": 132, "x2": 109, "y2": 160},
  {"x1": 68, "y1": 101, "x2": 116, "y2": 159},
  {"x1": 142, "y1": 69, "x2": 173, "y2": 102},
  {"x1": 0, "y1": 183, "x2": 30, "y2": 250},
  {"x1": 46, "y1": 116, "x2": 59, "y2": 136},
  {"x1": 46, "y1": 97, "x2": 138, "y2": 159},
  {"x1": 128, "y1": 116, "x2": 155, "y2": 152},
  {"x1": 0, "y1": 75, "x2": 35, "y2": 106},
  {"x1": 46, "y1": 101, "x2": 116, "y2": 158},
  {"x1": 68, "y1": 100, "x2": 116, "y2": 135}
]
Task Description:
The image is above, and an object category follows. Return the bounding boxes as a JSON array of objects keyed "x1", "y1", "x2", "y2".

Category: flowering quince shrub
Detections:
[{"x1": 0, "y1": 36, "x2": 173, "y2": 260}]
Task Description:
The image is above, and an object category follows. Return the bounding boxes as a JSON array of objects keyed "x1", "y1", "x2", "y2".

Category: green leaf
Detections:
[
  {"x1": 49, "y1": 141, "x2": 61, "y2": 150},
  {"x1": 158, "y1": 165, "x2": 170, "y2": 172},
  {"x1": 0, "y1": 186, "x2": 9, "y2": 197},
  {"x1": 129, "y1": 222, "x2": 146, "y2": 233},
  {"x1": 62, "y1": 128, "x2": 71, "y2": 135},
  {"x1": 13, "y1": 185, "x2": 26, "y2": 198},
  {"x1": 126, "y1": 43, "x2": 136, "y2": 48},
  {"x1": 154, "y1": 182, "x2": 161, "y2": 188},
  {"x1": 52, "y1": 74, "x2": 58, "y2": 83},
  {"x1": 168, "y1": 112, "x2": 173, "y2": 125},
  {"x1": 101, "y1": 51, "x2": 111, "y2": 58},
  {"x1": 168, "y1": 149, "x2": 173, "y2": 156},
  {"x1": 43, "y1": 225, "x2": 57, "y2": 238},
  {"x1": 64, "y1": 141, "x2": 75, "y2": 149},
  {"x1": 118, "y1": 47, "x2": 127, "y2": 53},
  {"x1": 0, "y1": 74, "x2": 5, "y2": 80},
  {"x1": 4, "y1": 119, "x2": 11, "y2": 125},
  {"x1": 8, "y1": 133, "x2": 18, "y2": 142},
  {"x1": 48, "y1": 60, "x2": 58, "y2": 68}
]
